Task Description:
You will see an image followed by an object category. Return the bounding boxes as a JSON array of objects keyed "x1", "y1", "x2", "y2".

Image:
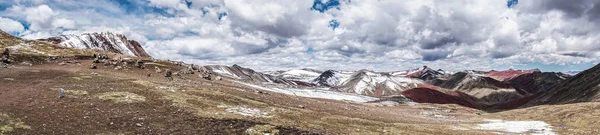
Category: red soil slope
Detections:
[
  {"x1": 402, "y1": 84, "x2": 479, "y2": 109},
  {"x1": 486, "y1": 69, "x2": 535, "y2": 81}
]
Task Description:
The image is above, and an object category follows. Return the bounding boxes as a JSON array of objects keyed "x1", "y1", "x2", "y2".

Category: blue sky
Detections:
[{"x1": 1, "y1": 0, "x2": 600, "y2": 72}]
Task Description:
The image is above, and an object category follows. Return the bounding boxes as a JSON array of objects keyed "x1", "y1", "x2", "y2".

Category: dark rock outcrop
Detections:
[{"x1": 523, "y1": 63, "x2": 600, "y2": 107}]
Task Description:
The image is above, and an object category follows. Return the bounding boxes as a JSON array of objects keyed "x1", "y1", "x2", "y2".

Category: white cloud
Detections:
[
  {"x1": 148, "y1": 0, "x2": 183, "y2": 8},
  {"x1": 6, "y1": 4, "x2": 76, "y2": 31},
  {"x1": 0, "y1": 17, "x2": 24, "y2": 33},
  {"x1": 52, "y1": 18, "x2": 75, "y2": 29},
  {"x1": 22, "y1": 4, "x2": 56, "y2": 30},
  {"x1": 1, "y1": 0, "x2": 600, "y2": 72}
]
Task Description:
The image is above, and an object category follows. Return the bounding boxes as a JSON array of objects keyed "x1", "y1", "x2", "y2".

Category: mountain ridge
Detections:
[{"x1": 39, "y1": 32, "x2": 151, "y2": 58}]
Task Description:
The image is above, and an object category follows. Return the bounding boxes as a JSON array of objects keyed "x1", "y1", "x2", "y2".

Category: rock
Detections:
[
  {"x1": 200, "y1": 72, "x2": 212, "y2": 80},
  {"x1": 93, "y1": 58, "x2": 100, "y2": 63},
  {"x1": 59, "y1": 88, "x2": 65, "y2": 98},
  {"x1": 155, "y1": 66, "x2": 162, "y2": 73},
  {"x1": 190, "y1": 64, "x2": 198, "y2": 70},
  {"x1": 58, "y1": 62, "x2": 67, "y2": 66},
  {"x1": 135, "y1": 60, "x2": 145, "y2": 69},
  {"x1": 135, "y1": 123, "x2": 143, "y2": 127},
  {"x1": 20, "y1": 61, "x2": 32, "y2": 66},
  {"x1": 180, "y1": 68, "x2": 194, "y2": 74},
  {"x1": 90, "y1": 63, "x2": 97, "y2": 69},
  {"x1": 214, "y1": 76, "x2": 222, "y2": 81},
  {"x1": 114, "y1": 66, "x2": 122, "y2": 70},
  {"x1": 93, "y1": 53, "x2": 109, "y2": 60},
  {"x1": 165, "y1": 70, "x2": 173, "y2": 81},
  {"x1": 147, "y1": 73, "x2": 151, "y2": 77},
  {"x1": 0, "y1": 48, "x2": 9, "y2": 63},
  {"x1": 165, "y1": 70, "x2": 172, "y2": 77},
  {"x1": 91, "y1": 72, "x2": 99, "y2": 75},
  {"x1": 298, "y1": 105, "x2": 305, "y2": 109},
  {"x1": 103, "y1": 60, "x2": 112, "y2": 66}
]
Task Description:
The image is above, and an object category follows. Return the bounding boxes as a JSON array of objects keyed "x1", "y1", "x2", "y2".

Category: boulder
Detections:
[
  {"x1": 155, "y1": 66, "x2": 162, "y2": 73},
  {"x1": 165, "y1": 70, "x2": 172, "y2": 77},
  {"x1": 165, "y1": 69, "x2": 173, "y2": 81},
  {"x1": 135, "y1": 60, "x2": 145, "y2": 69},
  {"x1": 0, "y1": 48, "x2": 9, "y2": 63},
  {"x1": 92, "y1": 58, "x2": 100, "y2": 63},
  {"x1": 90, "y1": 63, "x2": 97, "y2": 69},
  {"x1": 180, "y1": 68, "x2": 194, "y2": 74}
]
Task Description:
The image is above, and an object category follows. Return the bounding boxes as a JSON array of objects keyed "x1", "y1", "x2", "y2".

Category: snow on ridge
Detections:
[
  {"x1": 235, "y1": 81, "x2": 379, "y2": 103},
  {"x1": 210, "y1": 65, "x2": 241, "y2": 79},
  {"x1": 283, "y1": 69, "x2": 321, "y2": 77},
  {"x1": 57, "y1": 33, "x2": 136, "y2": 56}
]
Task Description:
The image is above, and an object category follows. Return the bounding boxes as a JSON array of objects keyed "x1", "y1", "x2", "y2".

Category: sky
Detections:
[{"x1": 0, "y1": 0, "x2": 600, "y2": 72}]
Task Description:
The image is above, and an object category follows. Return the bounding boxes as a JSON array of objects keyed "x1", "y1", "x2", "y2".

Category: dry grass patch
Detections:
[
  {"x1": 246, "y1": 125, "x2": 280, "y2": 135},
  {"x1": 144, "y1": 62, "x2": 168, "y2": 67},
  {"x1": 97, "y1": 92, "x2": 146, "y2": 103},
  {"x1": 64, "y1": 90, "x2": 89, "y2": 96},
  {"x1": 0, "y1": 113, "x2": 30, "y2": 135}
]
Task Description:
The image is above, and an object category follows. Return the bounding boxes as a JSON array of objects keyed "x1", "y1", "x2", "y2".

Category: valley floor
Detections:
[{"x1": 0, "y1": 59, "x2": 597, "y2": 134}]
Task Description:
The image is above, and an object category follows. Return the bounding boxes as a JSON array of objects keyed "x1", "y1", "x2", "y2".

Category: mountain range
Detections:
[
  {"x1": 2, "y1": 29, "x2": 600, "y2": 134},
  {"x1": 5, "y1": 29, "x2": 594, "y2": 111}
]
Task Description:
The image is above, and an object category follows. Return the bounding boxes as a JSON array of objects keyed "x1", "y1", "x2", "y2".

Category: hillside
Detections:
[{"x1": 523, "y1": 63, "x2": 600, "y2": 106}]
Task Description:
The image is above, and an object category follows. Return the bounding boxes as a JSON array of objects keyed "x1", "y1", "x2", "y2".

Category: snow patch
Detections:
[
  {"x1": 476, "y1": 120, "x2": 555, "y2": 135},
  {"x1": 211, "y1": 66, "x2": 240, "y2": 79},
  {"x1": 235, "y1": 81, "x2": 379, "y2": 103},
  {"x1": 456, "y1": 119, "x2": 556, "y2": 135},
  {"x1": 7, "y1": 42, "x2": 51, "y2": 55},
  {"x1": 224, "y1": 105, "x2": 272, "y2": 118}
]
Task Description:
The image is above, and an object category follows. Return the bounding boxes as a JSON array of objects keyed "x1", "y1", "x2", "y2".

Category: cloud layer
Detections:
[{"x1": 1, "y1": 0, "x2": 599, "y2": 72}]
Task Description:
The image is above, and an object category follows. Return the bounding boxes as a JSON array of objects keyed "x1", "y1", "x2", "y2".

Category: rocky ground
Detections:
[{"x1": 0, "y1": 57, "x2": 597, "y2": 134}]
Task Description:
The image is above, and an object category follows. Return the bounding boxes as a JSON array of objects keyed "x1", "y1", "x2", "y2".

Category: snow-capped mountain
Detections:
[
  {"x1": 561, "y1": 70, "x2": 581, "y2": 76},
  {"x1": 312, "y1": 70, "x2": 353, "y2": 87},
  {"x1": 334, "y1": 70, "x2": 423, "y2": 97},
  {"x1": 266, "y1": 68, "x2": 322, "y2": 83},
  {"x1": 201, "y1": 64, "x2": 297, "y2": 85},
  {"x1": 40, "y1": 32, "x2": 151, "y2": 57},
  {"x1": 391, "y1": 66, "x2": 446, "y2": 80}
]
